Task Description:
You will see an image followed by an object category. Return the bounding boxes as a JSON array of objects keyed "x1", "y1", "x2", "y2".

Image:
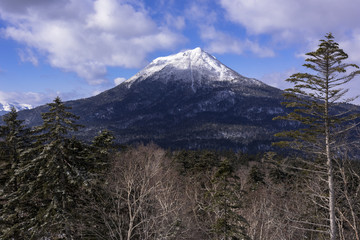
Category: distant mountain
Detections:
[
  {"x1": 0, "y1": 102, "x2": 32, "y2": 116},
  {"x1": 14, "y1": 48, "x2": 297, "y2": 152}
]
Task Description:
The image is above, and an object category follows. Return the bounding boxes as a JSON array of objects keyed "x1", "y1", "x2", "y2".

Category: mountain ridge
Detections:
[{"x1": 4, "y1": 48, "x2": 295, "y2": 152}]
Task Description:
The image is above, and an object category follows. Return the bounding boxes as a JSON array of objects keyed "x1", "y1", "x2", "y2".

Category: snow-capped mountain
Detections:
[
  {"x1": 126, "y1": 47, "x2": 265, "y2": 89},
  {"x1": 13, "y1": 48, "x2": 296, "y2": 152},
  {"x1": 0, "y1": 102, "x2": 32, "y2": 116}
]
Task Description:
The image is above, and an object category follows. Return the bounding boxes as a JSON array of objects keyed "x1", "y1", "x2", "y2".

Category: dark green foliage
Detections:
[
  {"x1": 248, "y1": 165, "x2": 265, "y2": 187},
  {"x1": 0, "y1": 142, "x2": 7, "y2": 190},
  {"x1": 174, "y1": 149, "x2": 220, "y2": 175},
  {"x1": 268, "y1": 165, "x2": 291, "y2": 184},
  {"x1": 90, "y1": 129, "x2": 115, "y2": 179},
  {"x1": 1, "y1": 97, "x2": 87, "y2": 239},
  {"x1": 0, "y1": 108, "x2": 32, "y2": 239},
  {"x1": 92, "y1": 129, "x2": 115, "y2": 149},
  {"x1": 0, "y1": 108, "x2": 30, "y2": 191},
  {"x1": 36, "y1": 96, "x2": 82, "y2": 140},
  {"x1": 210, "y1": 159, "x2": 249, "y2": 240},
  {"x1": 262, "y1": 152, "x2": 293, "y2": 185},
  {"x1": 74, "y1": 130, "x2": 116, "y2": 238}
]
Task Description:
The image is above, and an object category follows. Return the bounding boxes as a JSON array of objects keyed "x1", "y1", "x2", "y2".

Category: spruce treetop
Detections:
[
  {"x1": 275, "y1": 33, "x2": 360, "y2": 148},
  {"x1": 39, "y1": 96, "x2": 82, "y2": 140}
]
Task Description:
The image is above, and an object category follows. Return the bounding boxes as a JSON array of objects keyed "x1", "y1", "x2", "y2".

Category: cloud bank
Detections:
[
  {"x1": 219, "y1": 0, "x2": 360, "y2": 50},
  {"x1": 185, "y1": 1, "x2": 274, "y2": 57},
  {"x1": 0, "y1": 90, "x2": 55, "y2": 108},
  {"x1": 0, "y1": 0, "x2": 183, "y2": 84}
]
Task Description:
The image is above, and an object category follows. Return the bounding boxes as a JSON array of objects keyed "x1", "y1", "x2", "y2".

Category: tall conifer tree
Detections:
[
  {"x1": 274, "y1": 33, "x2": 360, "y2": 240},
  {"x1": 8, "y1": 97, "x2": 85, "y2": 239},
  {"x1": 210, "y1": 159, "x2": 249, "y2": 240},
  {"x1": 0, "y1": 107, "x2": 31, "y2": 239},
  {"x1": 91, "y1": 129, "x2": 115, "y2": 179}
]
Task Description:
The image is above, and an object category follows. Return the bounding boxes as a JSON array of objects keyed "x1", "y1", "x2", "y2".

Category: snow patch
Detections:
[{"x1": 0, "y1": 101, "x2": 33, "y2": 114}]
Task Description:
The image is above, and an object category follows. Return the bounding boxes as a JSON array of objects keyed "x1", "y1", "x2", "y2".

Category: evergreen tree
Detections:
[
  {"x1": 0, "y1": 107, "x2": 31, "y2": 239},
  {"x1": 92, "y1": 129, "x2": 115, "y2": 152},
  {"x1": 0, "y1": 108, "x2": 29, "y2": 190},
  {"x1": 8, "y1": 97, "x2": 86, "y2": 239},
  {"x1": 274, "y1": 33, "x2": 360, "y2": 240},
  {"x1": 75, "y1": 130, "x2": 115, "y2": 237},
  {"x1": 90, "y1": 129, "x2": 115, "y2": 180},
  {"x1": 210, "y1": 159, "x2": 249, "y2": 240}
]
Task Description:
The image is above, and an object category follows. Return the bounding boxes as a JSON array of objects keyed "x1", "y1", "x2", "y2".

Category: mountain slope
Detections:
[{"x1": 15, "y1": 48, "x2": 294, "y2": 152}]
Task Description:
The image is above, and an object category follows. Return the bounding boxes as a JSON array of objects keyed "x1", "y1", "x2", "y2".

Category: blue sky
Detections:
[{"x1": 1, "y1": 0, "x2": 360, "y2": 107}]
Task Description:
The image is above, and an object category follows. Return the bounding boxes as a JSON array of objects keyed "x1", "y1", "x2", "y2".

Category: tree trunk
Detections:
[
  {"x1": 326, "y1": 135, "x2": 336, "y2": 240},
  {"x1": 325, "y1": 71, "x2": 336, "y2": 240}
]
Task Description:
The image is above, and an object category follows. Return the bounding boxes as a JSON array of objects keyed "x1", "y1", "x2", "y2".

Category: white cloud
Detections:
[
  {"x1": 220, "y1": 0, "x2": 360, "y2": 35},
  {"x1": 199, "y1": 25, "x2": 274, "y2": 57},
  {"x1": 87, "y1": 0, "x2": 156, "y2": 36},
  {"x1": 340, "y1": 30, "x2": 360, "y2": 64},
  {"x1": 185, "y1": 2, "x2": 274, "y2": 57},
  {"x1": 18, "y1": 48, "x2": 39, "y2": 66},
  {"x1": 219, "y1": 0, "x2": 360, "y2": 70},
  {"x1": 260, "y1": 68, "x2": 298, "y2": 89},
  {"x1": 92, "y1": 89, "x2": 104, "y2": 96},
  {"x1": 186, "y1": 2, "x2": 218, "y2": 25},
  {"x1": 114, "y1": 77, "x2": 126, "y2": 85},
  {"x1": 0, "y1": 0, "x2": 183, "y2": 84},
  {"x1": 0, "y1": 87, "x2": 105, "y2": 108},
  {"x1": 0, "y1": 91, "x2": 54, "y2": 108},
  {"x1": 164, "y1": 14, "x2": 185, "y2": 30}
]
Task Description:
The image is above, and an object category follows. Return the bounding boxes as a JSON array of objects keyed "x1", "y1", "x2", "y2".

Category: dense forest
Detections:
[{"x1": 0, "y1": 97, "x2": 360, "y2": 240}]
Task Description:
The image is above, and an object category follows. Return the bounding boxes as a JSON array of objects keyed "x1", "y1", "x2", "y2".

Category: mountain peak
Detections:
[
  {"x1": 180, "y1": 47, "x2": 204, "y2": 58},
  {"x1": 125, "y1": 47, "x2": 265, "y2": 89}
]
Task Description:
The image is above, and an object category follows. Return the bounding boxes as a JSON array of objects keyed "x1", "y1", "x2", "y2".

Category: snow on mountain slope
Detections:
[
  {"x1": 126, "y1": 47, "x2": 266, "y2": 89},
  {"x1": 0, "y1": 102, "x2": 32, "y2": 115}
]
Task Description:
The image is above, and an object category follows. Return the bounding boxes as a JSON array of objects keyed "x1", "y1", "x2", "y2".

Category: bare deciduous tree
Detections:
[{"x1": 80, "y1": 144, "x2": 184, "y2": 240}]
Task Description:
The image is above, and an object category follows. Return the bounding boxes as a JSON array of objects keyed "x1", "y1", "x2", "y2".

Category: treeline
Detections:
[{"x1": 1, "y1": 97, "x2": 360, "y2": 240}]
